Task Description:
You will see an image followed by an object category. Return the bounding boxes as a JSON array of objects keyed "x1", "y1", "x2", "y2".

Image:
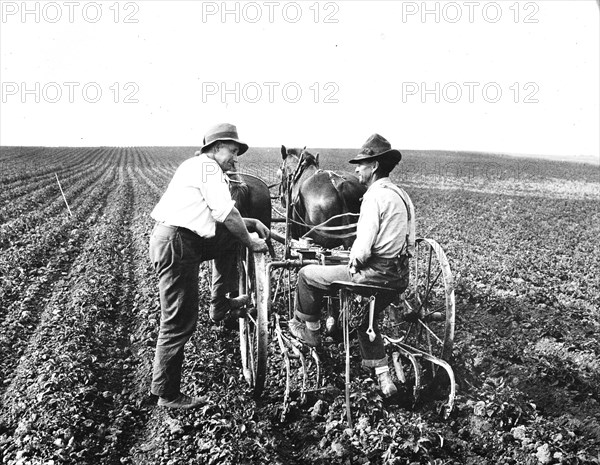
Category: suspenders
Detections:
[{"x1": 382, "y1": 184, "x2": 415, "y2": 258}]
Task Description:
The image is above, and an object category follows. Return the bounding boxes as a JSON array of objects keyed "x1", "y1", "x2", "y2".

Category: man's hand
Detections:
[
  {"x1": 348, "y1": 258, "x2": 358, "y2": 276},
  {"x1": 253, "y1": 220, "x2": 271, "y2": 240},
  {"x1": 243, "y1": 218, "x2": 270, "y2": 239},
  {"x1": 348, "y1": 256, "x2": 364, "y2": 276},
  {"x1": 224, "y1": 208, "x2": 269, "y2": 252},
  {"x1": 248, "y1": 232, "x2": 268, "y2": 253}
]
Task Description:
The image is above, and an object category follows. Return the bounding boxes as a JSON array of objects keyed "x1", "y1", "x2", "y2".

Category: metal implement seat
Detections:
[{"x1": 330, "y1": 281, "x2": 398, "y2": 427}]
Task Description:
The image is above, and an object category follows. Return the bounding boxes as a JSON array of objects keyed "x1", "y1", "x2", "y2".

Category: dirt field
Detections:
[{"x1": 0, "y1": 146, "x2": 598, "y2": 464}]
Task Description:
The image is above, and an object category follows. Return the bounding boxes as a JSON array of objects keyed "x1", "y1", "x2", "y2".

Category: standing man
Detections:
[
  {"x1": 289, "y1": 134, "x2": 415, "y2": 397},
  {"x1": 149, "y1": 123, "x2": 269, "y2": 409}
]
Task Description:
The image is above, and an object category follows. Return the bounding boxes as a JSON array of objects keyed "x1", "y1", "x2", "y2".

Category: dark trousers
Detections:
[
  {"x1": 148, "y1": 223, "x2": 237, "y2": 398},
  {"x1": 295, "y1": 259, "x2": 406, "y2": 368}
]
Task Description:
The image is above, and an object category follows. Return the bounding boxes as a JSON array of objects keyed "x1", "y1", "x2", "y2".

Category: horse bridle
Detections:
[{"x1": 279, "y1": 150, "x2": 311, "y2": 207}]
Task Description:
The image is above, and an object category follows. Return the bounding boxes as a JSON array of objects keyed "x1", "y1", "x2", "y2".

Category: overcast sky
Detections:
[{"x1": 1, "y1": 0, "x2": 598, "y2": 162}]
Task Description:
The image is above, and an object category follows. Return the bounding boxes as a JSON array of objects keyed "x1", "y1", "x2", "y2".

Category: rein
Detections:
[
  {"x1": 273, "y1": 203, "x2": 359, "y2": 238},
  {"x1": 226, "y1": 171, "x2": 268, "y2": 185},
  {"x1": 301, "y1": 212, "x2": 359, "y2": 240}
]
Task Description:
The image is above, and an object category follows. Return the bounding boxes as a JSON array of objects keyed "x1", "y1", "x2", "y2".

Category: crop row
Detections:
[
  {"x1": 1, "y1": 146, "x2": 598, "y2": 464},
  {"x1": 0, "y1": 147, "x2": 190, "y2": 463},
  {"x1": 0, "y1": 161, "x2": 142, "y2": 463},
  {"x1": 0, "y1": 147, "x2": 101, "y2": 195},
  {"x1": 0, "y1": 148, "x2": 122, "y2": 223},
  {"x1": 0, "y1": 165, "x2": 119, "y2": 316}
]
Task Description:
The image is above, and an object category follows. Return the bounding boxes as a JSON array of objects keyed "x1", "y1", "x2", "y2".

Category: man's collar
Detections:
[{"x1": 368, "y1": 177, "x2": 391, "y2": 189}]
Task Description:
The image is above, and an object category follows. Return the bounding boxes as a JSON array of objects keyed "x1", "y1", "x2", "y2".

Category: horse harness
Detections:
[{"x1": 282, "y1": 161, "x2": 360, "y2": 240}]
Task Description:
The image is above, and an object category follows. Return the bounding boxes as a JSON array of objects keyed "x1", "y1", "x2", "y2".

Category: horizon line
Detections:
[{"x1": 0, "y1": 145, "x2": 598, "y2": 166}]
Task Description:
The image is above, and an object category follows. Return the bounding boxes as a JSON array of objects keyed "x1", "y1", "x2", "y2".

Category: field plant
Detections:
[{"x1": 0, "y1": 146, "x2": 598, "y2": 464}]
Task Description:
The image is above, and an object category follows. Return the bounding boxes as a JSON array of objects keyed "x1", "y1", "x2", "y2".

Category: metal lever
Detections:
[{"x1": 366, "y1": 296, "x2": 376, "y2": 342}]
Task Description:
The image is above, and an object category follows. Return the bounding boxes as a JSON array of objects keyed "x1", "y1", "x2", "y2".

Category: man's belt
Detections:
[{"x1": 154, "y1": 222, "x2": 200, "y2": 238}]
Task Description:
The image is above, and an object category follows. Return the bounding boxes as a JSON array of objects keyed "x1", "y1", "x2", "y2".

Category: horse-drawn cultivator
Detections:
[{"x1": 229, "y1": 148, "x2": 456, "y2": 425}]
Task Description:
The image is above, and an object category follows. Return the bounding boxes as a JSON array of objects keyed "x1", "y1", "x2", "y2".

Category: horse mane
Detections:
[
  {"x1": 282, "y1": 146, "x2": 319, "y2": 169},
  {"x1": 284, "y1": 147, "x2": 303, "y2": 157},
  {"x1": 299, "y1": 149, "x2": 319, "y2": 169}
]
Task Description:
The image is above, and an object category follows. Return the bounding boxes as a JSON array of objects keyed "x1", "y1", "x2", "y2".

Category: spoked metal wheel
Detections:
[
  {"x1": 238, "y1": 249, "x2": 269, "y2": 397},
  {"x1": 389, "y1": 238, "x2": 455, "y2": 361},
  {"x1": 382, "y1": 237, "x2": 456, "y2": 417}
]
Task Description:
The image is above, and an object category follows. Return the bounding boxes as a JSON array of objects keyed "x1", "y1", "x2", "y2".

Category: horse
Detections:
[
  {"x1": 227, "y1": 170, "x2": 275, "y2": 256},
  {"x1": 278, "y1": 145, "x2": 366, "y2": 249},
  {"x1": 228, "y1": 171, "x2": 272, "y2": 231}
]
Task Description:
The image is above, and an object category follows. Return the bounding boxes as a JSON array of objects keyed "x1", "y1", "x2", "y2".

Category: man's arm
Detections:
[
  {"x1": 349, "y1": 195, "x2": 379, "y2": 270},
  {"x1": 243, "y1": 218, "x2": 270, "y2": 239},
  {"x1": 223, "y1": 207, "x2": 268, "y2": 252}
]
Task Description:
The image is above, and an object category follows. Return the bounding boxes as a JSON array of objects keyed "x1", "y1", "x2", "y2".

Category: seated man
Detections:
[{"x1": 289, "y1": 134, "x2": 415, "y2": 397}]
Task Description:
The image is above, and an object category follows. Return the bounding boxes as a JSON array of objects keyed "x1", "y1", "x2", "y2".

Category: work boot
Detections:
[
  {"x1": 377, "y1": 371, "x2": 398, "y2": 398},
  {"x1": 229, "y1": 294, "x2": 250, "y2": 309},
  {"x1": 210, "y1": 294, "x2": 250, "y2": 322},
  {"x1": 157, "y1": 392, "x2": 209, "y2": 409},
  {"x1": 288, "y1": 318, "x2": 321, "y2": 347}
]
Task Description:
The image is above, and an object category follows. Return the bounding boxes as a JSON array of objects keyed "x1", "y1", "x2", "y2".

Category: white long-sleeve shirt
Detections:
[
  {"x1": 350, "y1": 178, "x2": 415, "y2": 266},
  {"x1": 150, "y1": 154, "x2": 235, "y2": 238}
]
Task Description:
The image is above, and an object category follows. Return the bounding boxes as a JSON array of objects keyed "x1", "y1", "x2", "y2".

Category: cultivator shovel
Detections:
[
  {"x1": 274, "y1": 314, "x2": 323, "y2": 422},
  {"x1": 384, "y1": 335, "x2": 456, "y2": 419}
]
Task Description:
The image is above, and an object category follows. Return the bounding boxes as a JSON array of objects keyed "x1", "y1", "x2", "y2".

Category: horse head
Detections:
[{"x1": 278, "y1": 145, "x2": 319, "y2": 207}]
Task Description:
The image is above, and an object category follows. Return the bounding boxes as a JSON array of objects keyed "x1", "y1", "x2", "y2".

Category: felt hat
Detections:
[
  {"x1": 349, "y1": 134, "x2": 401, "y2": 164},
  {"x1": 200, "y1": 123, "x2": 249, "y2": 155}
]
